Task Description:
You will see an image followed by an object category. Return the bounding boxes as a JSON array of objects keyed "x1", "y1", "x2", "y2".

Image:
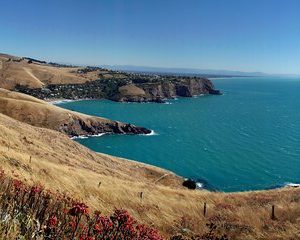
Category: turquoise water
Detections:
[{"x1": 58, "y1": 77, "x2": 300, "y2": 192}]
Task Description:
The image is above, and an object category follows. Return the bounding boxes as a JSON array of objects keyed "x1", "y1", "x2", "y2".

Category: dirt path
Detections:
[{"x1": 23, "y1": 67, "x2": 44, "y2": 86}]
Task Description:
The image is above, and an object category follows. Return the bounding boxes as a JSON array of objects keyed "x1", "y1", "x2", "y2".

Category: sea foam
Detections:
[
  {"x1": 145, "y1": 130, "x2": 159, "y2": 136},
  {"x1": 49, "y1": 99, "x2": 79, "y2": 105},
  {"x1": 284, "y1": 182, "x2": 300, "y2": 188},
  {"x1": 71, "y1": 133, "x2": 106, "y2": 140}
]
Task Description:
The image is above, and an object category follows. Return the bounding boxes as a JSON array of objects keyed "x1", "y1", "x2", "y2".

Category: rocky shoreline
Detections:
[
  {"x1": 1, "y1": 58, "x2": 221, "y2": 137},
  {"x1": 61, "y1": 118, "x2": 152, "y2": 137},
  {"x1": 0, "y1": 87, "x2": 152, "y2": 138},
  {"x1": 14, "y1": 68, "x2": 221, "y2": 103}
]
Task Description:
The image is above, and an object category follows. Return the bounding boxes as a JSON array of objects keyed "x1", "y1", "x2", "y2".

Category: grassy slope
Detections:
[
  {"x1": 0, "y1": 112, "x2": 300, "y2": 239},
  {"x1": 0, "y1": 88, "x2": 107, "y2": 128},
  {"x1": 1, "y1": 53, "x2": 300, "y2": 239},
  {"x1": 0, "y1": 88, "x2": 148, "y2": 136},
  {"x1": 0, "y1": 54, "x2": 100, "y2": 89}
]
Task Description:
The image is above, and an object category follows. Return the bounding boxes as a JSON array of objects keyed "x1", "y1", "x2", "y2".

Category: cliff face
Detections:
[
  {"x1": 113, "y1": 78, "x2": 221, "y2": 102},
  {"x1": 58, "y1": 117, "x2": 151, "y2": 136},
  {"x1": 15, "y1": 76, "x2": 221, "y2": 103},
  {"x1": 0, "y1": 88, "x2": 151, "y2": 137}
]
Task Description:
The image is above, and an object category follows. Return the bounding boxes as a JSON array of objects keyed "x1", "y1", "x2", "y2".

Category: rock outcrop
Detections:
[
  {"x1": 0, "y1": 88, "x2": 151, "y2": 137},
  {"x1": 182, "y1": 179, "x2": 197, "y2": 189},
  {"x1": 58, "y1": 117, "x2": 151, "y2": 137},
  {"x1": 15, "y1": 77, "x2": 221, "y2": 103},
  {"x1": 113, "y1": 78, "x2": 221, "y2": 102}
]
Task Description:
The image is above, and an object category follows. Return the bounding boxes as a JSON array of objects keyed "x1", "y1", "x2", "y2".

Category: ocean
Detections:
[{"x1": 58, "y1": 77, "x2": 300, "y2": 192}]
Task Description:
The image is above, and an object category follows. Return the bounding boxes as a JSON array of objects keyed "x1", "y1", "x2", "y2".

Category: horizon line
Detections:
[{"x1": 2, "y1": 51, "x2": 300, "y2": 76}]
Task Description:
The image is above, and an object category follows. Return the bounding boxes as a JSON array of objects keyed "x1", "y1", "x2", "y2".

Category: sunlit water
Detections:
[{"x1": 58, "y1": 77, "x2": 300, "y2": 192}]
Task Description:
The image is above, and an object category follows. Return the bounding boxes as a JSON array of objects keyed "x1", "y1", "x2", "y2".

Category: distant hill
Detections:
[
  {"x1": 103, "y1": 65, "x2": 267, "y2": 77},
  {"x1": 0, "y1": 53, "x2": 221, "y2": 103}
]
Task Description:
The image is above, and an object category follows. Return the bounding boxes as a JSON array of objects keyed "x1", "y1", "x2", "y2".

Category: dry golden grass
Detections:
[
  {"x1": 0, "y1": 112, "x2": 300, "y2": 239},
  {"x1": 0, "y1": 53, "x2": 102, "y2": 89},
  {"x1": 119, "y1": 84, "x2": 146, "y2": 96},
  {"x1": 0, "y1": 55, "x2": 299, "y2": 238},
  {"x1": 0, "y1": 88, "x2": 133, "y2": 135}
]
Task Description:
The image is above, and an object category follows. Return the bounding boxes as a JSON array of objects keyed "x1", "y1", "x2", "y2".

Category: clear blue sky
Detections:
[{"x1": 1, "y1": 0, "x2": 300, "y2": 74}]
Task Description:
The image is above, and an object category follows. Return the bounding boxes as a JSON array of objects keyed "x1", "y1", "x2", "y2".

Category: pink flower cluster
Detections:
[{"x1": 0, "y1": 168, "x2": 164, "y2": 239}]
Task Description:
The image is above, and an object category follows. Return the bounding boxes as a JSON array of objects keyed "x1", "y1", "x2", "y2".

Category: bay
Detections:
[{"x1": 58, "y1": 77, "x2": 300, "y2": 192}]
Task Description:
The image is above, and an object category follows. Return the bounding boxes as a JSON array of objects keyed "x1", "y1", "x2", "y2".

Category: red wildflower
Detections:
[
  {"x1": 80, "y1": 236, "x2": 94, "y2": 240},
  {"x1": 30, "y1": 184, "x2": 42, "y2": 194},
  {"x1": 48, "y1": 215, "x2": 58, "y2": 228},
  {"x1": 94, "y1": 223, "x2": 102, "y2": 233},
  {"x1": 13, "y1": 179, "x2": 23, "y2": 190},
  {"x1": 69, "y1": 220, "x2": 77, "y2": 230},
  {"x1": 136, "y1": 224, "x2": 164, "y2": 240},
  {"x1": 69, "y1": 202, "x2": 89, "y2": 216},
  {"x1": 99, "y1": 216, "x2": 113, "y2": 231},
  {"x1": 111, "y1": 209, "x2": 134, "y2": 225}
]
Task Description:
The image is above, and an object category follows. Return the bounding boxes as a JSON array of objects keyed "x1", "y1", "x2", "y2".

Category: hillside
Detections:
[
  {"x1": 0, "y1": 173, "x2": 165, "y2": 239},
  {"x1": 0, "y1": 88, "x2": 150, "y2": 136},
  {"x1": 0, "y1": 53, "x2": 107, "y2": 89},
  {"x1": 0, "y1": 112, "x2": 300, "y2": 239},
  {"x1": 1, "y1": 53, "x2": 300, "y2": 239},
  {"x1": 0, "y1": 53, "x2": 221, "y2": 103}
]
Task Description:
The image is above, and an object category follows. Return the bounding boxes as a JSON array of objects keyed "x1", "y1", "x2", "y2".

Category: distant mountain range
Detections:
[{"x1": 102, "y1": 65, "x2": 267, "y2": 77}]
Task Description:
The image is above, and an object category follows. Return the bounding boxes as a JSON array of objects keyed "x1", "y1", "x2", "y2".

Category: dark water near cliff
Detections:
[{"x1": 58, "y1": 77, "x2": 300, "y2": 192}]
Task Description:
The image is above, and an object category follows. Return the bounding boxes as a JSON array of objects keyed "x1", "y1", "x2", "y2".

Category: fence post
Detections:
[
  {"x1": 271, "y1": 205, "x2": 276, "y2": 220},
  {"x1": 140, "y1": 192, "x2": 144, "y2": 202},
  {"x1": 203, "y1": 202, "x2": 207, "y2": 217}
]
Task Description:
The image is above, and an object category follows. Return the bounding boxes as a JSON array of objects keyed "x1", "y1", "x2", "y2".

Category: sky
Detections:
[{"x1": 0, "y1": 0, "x2": 300, "y2": 74}]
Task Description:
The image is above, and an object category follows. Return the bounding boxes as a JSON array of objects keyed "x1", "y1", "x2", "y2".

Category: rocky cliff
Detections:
[
  {"x1": 15, "y1": 76, "x2": 221, "y2": 103},
  {"x1": 0, "y1": 88, "x2": 151, "y2": 137},
  {"x1": 112, "y1": 78, "x2": 221, "y2": 102}
]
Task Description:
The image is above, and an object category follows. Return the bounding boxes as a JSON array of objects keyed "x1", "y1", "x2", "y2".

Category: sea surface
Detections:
[{"x1": 58, "y1": 77, "x2": 300, "y2": 192}]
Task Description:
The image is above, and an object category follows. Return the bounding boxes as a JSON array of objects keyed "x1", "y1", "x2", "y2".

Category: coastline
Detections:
[
  {"x1": 56, "y1": 97, "x2": 300, "y2": 193},
  {"x1": 46, "y1": 93, "x2": 214, "y2": 106},
  {"x1": 70, "y1": 129, "x2": 157, "y2": 140},
  {"x1": 70, "y1": 130, "x2": 300, "y2": 192},
  {"x1": 46, "y1": 98, "x2": 88, "y2": 105}
]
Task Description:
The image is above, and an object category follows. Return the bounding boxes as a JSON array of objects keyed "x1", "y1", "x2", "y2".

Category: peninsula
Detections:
[{"x1": 0, "y1": 53, "x2": 221, "y2": 103}]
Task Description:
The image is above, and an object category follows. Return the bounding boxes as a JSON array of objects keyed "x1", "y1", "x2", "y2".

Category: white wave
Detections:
[
  {"x1": 240, "y1": 132, "x2": 250, "y2": 137},
  {"x1": 72, "y1": 131, "x2": 157, "y2": 139},
  {"x1": 71, "y1": 133, "x2": 106, "y2": 140},
  {"x1": 193, "y1": 94, "x2": 205, "y2": 98},
  {"x1": 284, "y1": 182, "x2": 300, "y2": 188},
  {"x1": 48, "y1": 99, "x2": 81, "y2": 105},
  {"x1": 90, "y1": 133, "x2": 106, "y2": 137},
  {"x1": 145, "y1": 130, "x2": 159, "y2": 136},
  {"x1": 196, "y1": 182, "x2": 204, "y2": 189},
  {"x1": 71, "y1": 135, "x2": 89, "y2": 140},
  {"x1": 164, "y1": 102, "x2": 173, "y2": 105}
]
